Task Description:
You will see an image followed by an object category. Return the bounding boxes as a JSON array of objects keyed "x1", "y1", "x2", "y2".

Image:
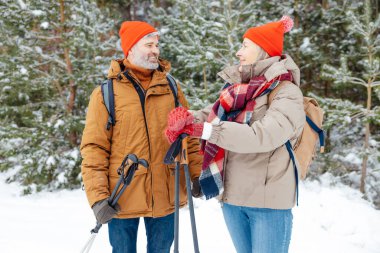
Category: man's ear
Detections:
[{"x1": 126, "y1": 49, "x2": 133, "y2": 61}]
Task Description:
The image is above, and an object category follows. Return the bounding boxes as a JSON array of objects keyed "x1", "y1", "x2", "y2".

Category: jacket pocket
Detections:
[
  {"x1": 166, "y1": 164, "x2": 187, "y2": 206},
  {"x1": 111, "y1": 111, "x2": 131, "y2": 153},
  {"x1": 109, "y1": 164, "x2": 150, "y2": 213}
]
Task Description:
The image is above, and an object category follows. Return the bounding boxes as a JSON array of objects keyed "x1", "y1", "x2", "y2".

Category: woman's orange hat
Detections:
[{"x1": 243, "y1": 16, "x2": 294, "y2": 57}]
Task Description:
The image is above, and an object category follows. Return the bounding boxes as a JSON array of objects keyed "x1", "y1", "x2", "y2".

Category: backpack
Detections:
[
  {"x1": 100, "y1": 72, "x2": 180, "y2": 130},
  {"x1": 268, "y1": 81, "x2": 325, "y2": 180}
]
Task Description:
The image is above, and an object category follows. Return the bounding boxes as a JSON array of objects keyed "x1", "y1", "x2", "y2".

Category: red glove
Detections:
[
  {"x1": 167, "y1": 107, "x2": 194, "y2": 132},
  {"x1": 165, "y1": 107, "x2": 204, "y2": 143}
]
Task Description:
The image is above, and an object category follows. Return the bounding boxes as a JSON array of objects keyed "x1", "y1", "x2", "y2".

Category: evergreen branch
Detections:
[
  {"x1": 346, "y1": 76, "x2": 368, "y2": 87},
  {"x1": 371, "y1": 81, "x2": 380, "y2": 87},
  {"x1": 29, "y1": 36, "x2": 62, "y2": 41},
  {"x1": 19, "y1": 45, "x2": 67, "y2": 69}
]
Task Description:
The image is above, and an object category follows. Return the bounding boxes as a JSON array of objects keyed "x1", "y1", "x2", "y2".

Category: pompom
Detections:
[{"x1": 280, "y1": 15, "x2": 294, "y2": 33}]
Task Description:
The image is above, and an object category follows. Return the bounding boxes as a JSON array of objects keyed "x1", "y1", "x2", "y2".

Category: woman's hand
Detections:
[{"x1": 165, "y1": 107, "x2": 204, "y2": 143}]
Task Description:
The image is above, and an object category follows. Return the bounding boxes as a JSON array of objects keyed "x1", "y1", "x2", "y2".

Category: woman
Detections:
[{"x1": 165, "y1": 16, "x2": 305, "y2": 253}]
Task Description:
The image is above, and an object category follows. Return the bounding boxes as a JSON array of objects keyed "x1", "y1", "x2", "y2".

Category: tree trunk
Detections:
[
  {"x1": 293, "y1": 0, "x2": 301, "y2": 65},
  {"x1": 360, "y1": 123, "x2": 370, "y2": 193},
  {"x1": 360, "y1": 78, "x2": 372, "y2": 193},
  {"x1": 132, "y1": 0, "x2": 136, "y2": 20},
  {"x1": 153, "y1": 0, "x2": 161, "y2": 27},
  {"x1": 360, "y1": 9, "x2": 374, "y2": 191},
  {"x1": 60, "y1": 0, "x2": 78, "y2": 146},
  {"x1": 322, "y1": 0, "x2": 329, "y2": 9}
]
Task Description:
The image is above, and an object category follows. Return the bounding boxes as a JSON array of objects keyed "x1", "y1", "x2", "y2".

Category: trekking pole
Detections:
[
  {"x1": 174, "y1": 149, "x2": 181, "y2": 253},
  {"x1": 80, "y1": 154, "x2": 148, "y2": 253},
  {"x1": 180, "y1": 136, "x2": 200, "y2": 253},
  {"x1": 164, "y1": 134, "x2": 200, "y2": 253}
]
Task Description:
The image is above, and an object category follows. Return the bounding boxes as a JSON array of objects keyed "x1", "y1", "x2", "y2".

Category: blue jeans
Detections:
[
  {"x1": 222, "y1": 203, "x2": 292, "y2": 253},
  {"x1": 108, "y1": 213, "x2": 174, "y2": 253}
]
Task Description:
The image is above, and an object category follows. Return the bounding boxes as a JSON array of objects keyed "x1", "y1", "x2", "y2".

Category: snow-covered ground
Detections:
[{"x1": 1, "y1": 173, "x2": 379, "y2": 253}]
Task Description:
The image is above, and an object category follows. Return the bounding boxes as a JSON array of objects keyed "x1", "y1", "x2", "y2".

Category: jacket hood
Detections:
[{"x1": 217, "y1": 54, "x2": 300, "y2": 86}]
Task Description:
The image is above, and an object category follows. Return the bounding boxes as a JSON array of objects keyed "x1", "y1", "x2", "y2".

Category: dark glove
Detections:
[
  {"x1": 92, "y1": 198, "x2": 121, "y2": 224},
  {"x1": 191, "y1": 177, "x2": 203, "y2": 198}
]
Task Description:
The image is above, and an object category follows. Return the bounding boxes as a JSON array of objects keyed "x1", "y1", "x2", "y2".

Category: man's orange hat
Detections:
[{"x1": 119, "y1": 21, "x2": 157, "y2": 57}]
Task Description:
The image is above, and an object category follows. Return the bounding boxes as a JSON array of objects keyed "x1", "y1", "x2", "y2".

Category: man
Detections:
[{"x1": 80, "y1": 21, "x2": 202, "y2": 253}]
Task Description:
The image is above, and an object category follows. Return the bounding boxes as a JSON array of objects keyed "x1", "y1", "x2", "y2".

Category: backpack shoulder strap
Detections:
[
  {"x1": 166, "y1": 73, "x2": 180, "y2": 107},
  {"x1": 100, "y1": 79, "x2": 115, "y2": 130},
  {"x1": 268, "y1": 80, "x2": 292, "y2": 106}
]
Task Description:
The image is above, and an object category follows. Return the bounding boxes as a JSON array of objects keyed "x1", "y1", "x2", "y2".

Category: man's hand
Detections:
[{"x1": 92, "y1": 198, "x2": 121, "y2": 224}]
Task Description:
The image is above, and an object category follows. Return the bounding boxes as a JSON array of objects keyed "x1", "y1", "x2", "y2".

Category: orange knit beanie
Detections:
[
  {"x1": 243, "y1": 16, "x2": 294, "y2": 57},
  {"x1": 119, "y1": 21, "x2": 157, "y2": 57}
]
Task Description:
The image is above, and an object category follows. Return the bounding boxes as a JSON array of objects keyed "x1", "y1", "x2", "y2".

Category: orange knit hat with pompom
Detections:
[
  {"x1": 243, "y1": 16, "x2": 294, "y2": 57},
  {"x1": 119, "y1": 21, "x2": 157, "y2": 57}
]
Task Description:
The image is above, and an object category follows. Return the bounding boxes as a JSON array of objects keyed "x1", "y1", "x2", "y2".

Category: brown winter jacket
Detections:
[
  {"x1": 193, "y1": 55, "x2": 305, "y2": 209},
  {"x1": 80, "y1": 58, "x2": 202, "y2": 218}
]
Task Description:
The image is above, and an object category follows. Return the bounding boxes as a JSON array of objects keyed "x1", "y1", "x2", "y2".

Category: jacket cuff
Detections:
[
  {"x1": 207, "y1": 122, "x2": 224, "y2": 144},
  {"x1": 201, "y1": 122, "x2": 213, "y2": 140}
]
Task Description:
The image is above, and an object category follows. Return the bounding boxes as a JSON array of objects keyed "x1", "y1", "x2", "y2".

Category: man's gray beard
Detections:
[{"x1": 132, "y1": 55, "x2": 159, "y2": 70}]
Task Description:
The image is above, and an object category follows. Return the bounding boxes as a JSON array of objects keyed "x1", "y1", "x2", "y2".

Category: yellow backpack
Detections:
[{"x1": 268, "y1": 81, "x2": 325, "y2": 180}]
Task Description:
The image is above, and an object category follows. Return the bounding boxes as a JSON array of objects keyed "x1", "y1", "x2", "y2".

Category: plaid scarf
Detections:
[{"x1": 199, "y1": 72, "x2": 293, "y2": 199}]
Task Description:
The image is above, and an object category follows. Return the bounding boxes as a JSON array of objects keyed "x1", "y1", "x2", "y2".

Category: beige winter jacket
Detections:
[{"x1": 193, "y1": 55, "x2": 305, "y2": 209}]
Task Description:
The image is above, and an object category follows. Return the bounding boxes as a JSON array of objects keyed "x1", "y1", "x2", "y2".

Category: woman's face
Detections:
[{"x1": 236, "y1": 38, "x2": 262, "y2": 66}]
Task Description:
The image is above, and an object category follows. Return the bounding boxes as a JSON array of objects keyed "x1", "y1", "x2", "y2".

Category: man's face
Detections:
[{"x1": 128, "y1": 34, "x2": 160, "y2": 69}]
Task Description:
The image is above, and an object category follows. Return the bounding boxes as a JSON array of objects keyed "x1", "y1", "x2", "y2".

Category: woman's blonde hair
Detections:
[{"x1": 255, "y1": 44, "x2": 269, "y2": 62}]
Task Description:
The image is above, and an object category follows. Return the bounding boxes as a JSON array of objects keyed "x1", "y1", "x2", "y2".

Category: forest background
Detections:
[{"x1": 0, "y1": 0, "x2": 379, "y2": 208}]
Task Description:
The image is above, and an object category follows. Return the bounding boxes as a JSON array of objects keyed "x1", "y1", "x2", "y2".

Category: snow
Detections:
[
  {"x1": 31, "y1": 10, "x2": 44, "y2": 17},
  {"x1": 54, "y1": 119, "x2": 65, "y2": 129},
  {"x1": 0, "y1": 173, "x2": 379, "y2": 253},
  {"x1": 300, "y1": 37, "x2": 312, "y2": 53},
  {"x1": 344, "y1": 153, "x2": 362, "y2": 165},
  {"x1": 17, "y1": 0, "x2": 27, "y2": 10},
  {"x1": 2, "y1": 85, "x2": 11, "y2": 92},
  {"x1": 160, "y1": 27, "x2": 170, "y2": 35},
  {"x1": 40, "y1": 22, "x2": 49, "y2": 29},
  {"x1": 369, "y1": 139, "x2": 378, "y2": 147},
  {"x1": 344, "y1": 115, "x2": 352, "y2": 123},
  {"x1": 206, "y1": 51, "x2": 214, "y2": 60},
  {"x1": 46, "y1": 156, "x2": 56, "y2": 166}
]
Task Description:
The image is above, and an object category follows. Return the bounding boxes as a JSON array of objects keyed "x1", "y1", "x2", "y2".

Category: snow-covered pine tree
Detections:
[
  {"x1": 322, "y1": 0, "x2": 380, "y2": 202},
  {"x1": 0, "y1": 0, "x2": 118, "y2": 193},
  {"x1": 151, "y1": 0, "x2": 294, "y2": 109}
]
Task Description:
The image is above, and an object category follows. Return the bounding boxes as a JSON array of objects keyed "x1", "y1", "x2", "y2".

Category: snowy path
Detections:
[{"x1": 1, "y1": 174, "x2": 379, "y2": 253}]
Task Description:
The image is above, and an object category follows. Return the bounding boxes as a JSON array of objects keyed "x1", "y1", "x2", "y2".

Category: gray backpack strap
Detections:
[
  {"x1": 166, "y1": 73, "x2": 181, "y2": 107},
  {"x1": 100, "y1": 79, "x2": 115, "y2": 130}
]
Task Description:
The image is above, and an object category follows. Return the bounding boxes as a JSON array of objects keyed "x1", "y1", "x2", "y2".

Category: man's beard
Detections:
[{"x1": 132, "y1": 54, "x2": 159, "y2": 70}]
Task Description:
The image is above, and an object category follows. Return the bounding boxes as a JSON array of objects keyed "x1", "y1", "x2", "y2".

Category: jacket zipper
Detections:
[{"x1": 124, "y1": 72, "x2": 154, "y2": 213}]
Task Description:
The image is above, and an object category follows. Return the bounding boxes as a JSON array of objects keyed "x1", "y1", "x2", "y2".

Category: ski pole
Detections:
[
  {"x1": 181, "y1": 136, "x2": 200, "y2": 253},
  {"x1": 174, "y1": 152, "x2": 181, "y2": 253},
  {"x1": 165, "y1": 134, "x2": 200, "y2": 253},
  {"x1": 80, "y1": 154, "x2": 148, "y2": 253}
]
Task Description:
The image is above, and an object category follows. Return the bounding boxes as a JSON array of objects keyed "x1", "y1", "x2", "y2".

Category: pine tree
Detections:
[
  {"x1": 322, "y1": 0, "x2": 380, "y2": 195},
  {"x1": 151, "y1": 0, "x2": 287, "y2": 108},
  {"x1": 0, "y1": 0, "x2": 118, "y2": 193}
]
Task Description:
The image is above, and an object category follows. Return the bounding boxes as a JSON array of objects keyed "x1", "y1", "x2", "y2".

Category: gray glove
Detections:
[
  {"x1": 191, "y1": 177, "x2": 203, "y2": 198},
  {"x1": 92, "y1": 198, "x2": 121, "y2": 224}
]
